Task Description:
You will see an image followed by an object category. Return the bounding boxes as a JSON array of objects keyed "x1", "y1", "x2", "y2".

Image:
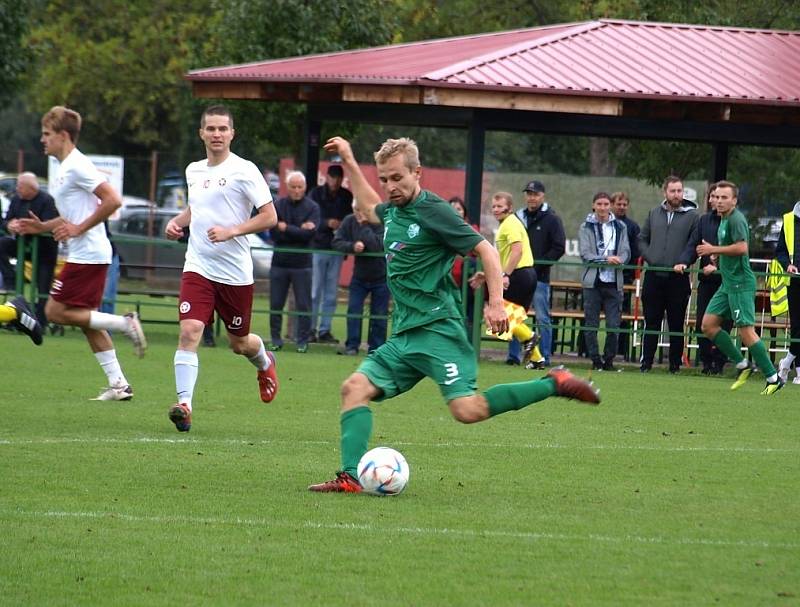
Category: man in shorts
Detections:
[
  {"x1": 164, "y1": 105, "x2": 278, "y2": 432},
  {"x1": 19, "y1": 106, "x2": 146, "y2": 401},
  {"x1": 309, "y1": 136, "x2": 600, "y2": 493},
  {"x1": 697, "y1": 180, "x2": 784, "y2": 395}
]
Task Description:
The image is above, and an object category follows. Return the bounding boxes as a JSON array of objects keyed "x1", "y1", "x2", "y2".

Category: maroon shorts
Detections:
[
  {"x1": 50, "y1": 262, "x2": 108, "y2": 309},
  {"x1": 179, "y1": 271, "x2": 254, "y2": 337}
]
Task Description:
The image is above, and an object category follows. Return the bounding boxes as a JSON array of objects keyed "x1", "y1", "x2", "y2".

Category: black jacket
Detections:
[
  {"x1": 618, "y1": 215, "x2": 641, "y2": 284},
  {"x1": 309, "y1": 184, "x2": 353, "y2": 250},
  {"x1": 679, "y1": 208, "x2": 722, "y2": 285},
  {"x1": 514, "y1": 203, "x2": 566, "y2": 283},
  {"x1": 2, "y1": 190, "x2": 59, "y2": 262},
  {"x1": 332, "y1": 214, "x2": 386, "y2": 283},
  {"x1": 775, "y1": 205, "x2": 800, "y2": 270},
  {"x1": 271, "y1": 196, "x2": 320, "y2": 268}
]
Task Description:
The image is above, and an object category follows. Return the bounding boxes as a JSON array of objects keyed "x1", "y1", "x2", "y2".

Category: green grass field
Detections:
[{"x1": 1, "y1": 322, "x2": 798, "y2": 606}]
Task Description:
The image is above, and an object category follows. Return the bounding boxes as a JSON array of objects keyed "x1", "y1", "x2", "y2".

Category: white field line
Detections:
[
  {"x1": 0, "y1": 436, "x2": 796, "y2": 454},
  {"x1": 2, "y1": 509, "x2": 797, "y2": 551}
]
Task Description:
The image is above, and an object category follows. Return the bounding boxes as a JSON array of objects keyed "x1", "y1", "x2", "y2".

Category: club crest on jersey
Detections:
[
  {"x1": 407, "y1": 223, "x2": 420, "y2": 238},
  {"x1": 179, "y1": 301, "x2": 191, "y2": 314},
  {"x1": 218, "y1": 178, "x2": 226, "y2": 187},
  {"x1": 203, "y1": 180, "x2": 210, "y2": 188}
]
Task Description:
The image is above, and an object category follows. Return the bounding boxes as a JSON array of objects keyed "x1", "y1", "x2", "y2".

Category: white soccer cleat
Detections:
[
  {"x1": 91, "y1": 385, "x2": 134, "y2": 401},
  {"x1": 124, "y1": 312, "x2": 147, "y2": 358},
  {"x1": 794, "y1": 369, "x2": 800, "y2": 385},
  {"x1": 777, "y1": 356, "x2": 792, "y2": 383}
]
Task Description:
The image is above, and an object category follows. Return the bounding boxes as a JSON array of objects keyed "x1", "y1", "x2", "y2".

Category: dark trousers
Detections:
[
  {"x1": 695, "y1": 279, "x2": 732, "y2": 369},
  {"x1": 641, "y1": 271, "x2": 691, "y2": 369},
  {"x1": 0, "y1": 235, "x2": 57, "y2": 324},
  {"x1": 345, "y1": 277, "x2": 390, "y2": 353},
  {"x1": 617, "y1": 288, "x2": 633, "y2": 360},
  {"x1": 269, "y1": 265, "x2": 312, "y2": 347},
  {"x1": 583, "y1": 283, "x2": 622, "y2": 364},
  {"x1": 788, "y1": 278, "x2": 800, "y2": 357}
]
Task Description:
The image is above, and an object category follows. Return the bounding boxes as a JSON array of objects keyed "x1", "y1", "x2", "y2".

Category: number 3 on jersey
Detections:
[{"x1": 443, "y1": 362, "x2": 460, "y2": 385}]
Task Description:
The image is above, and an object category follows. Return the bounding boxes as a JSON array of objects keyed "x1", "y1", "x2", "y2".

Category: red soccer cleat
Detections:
[
  {"x1": 547, "y1": 366, "x2": 601, "y2": 405},
  {"x1": 308, "y1": 471, "x2": 362, "y2": 493},
  {"x1": 257, "y1": 351, "x2": 279, "y2": 403}
]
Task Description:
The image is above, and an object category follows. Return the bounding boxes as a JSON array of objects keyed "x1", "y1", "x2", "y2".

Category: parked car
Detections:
[{"x1": 109, "y1": 208, "x2": 272, "y2": 280}]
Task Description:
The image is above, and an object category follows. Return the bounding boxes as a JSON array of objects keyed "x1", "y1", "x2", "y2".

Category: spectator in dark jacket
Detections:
[
  {"x1": 510, "y1": 179, "x2": 565, "y2": 366},
  {"x1": 332, "y1": 203, "x2": 389, "y2": 355},
  {"x1": 773, "y1": 200, "x2": 800, "y2": 384},
  {"x1": 269, "y1": 170, "x2": 320, "y2": 352},
  {"x1": 309, "y1": 164, "x2": 353, "y2": 344},
  {"x1": 0, "y1": 172, "x2": 59, "y2": 323},
  {"x1": 611, "y1": 191, "x2": 640, "y2": 360},
  {"x1": 638, "y1": 175, "x2": 699, "y2": 373},
  {"x1": 675, "y1": 183, "x2": 731, "y2": 374}
]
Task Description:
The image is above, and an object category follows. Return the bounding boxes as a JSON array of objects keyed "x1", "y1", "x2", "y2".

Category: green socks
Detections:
[
  {"x1": 340, "y1": 406, "x2": 372, "y2": 477},
  {"x1": 748, "y1": 339, "x2": 777, "y2": 377},
  {"x1": 712, "y1": 330, "x2": 744, "y2": 364},
  {"x1": 484, "y1": 378, "x2": 556, "y2": 417}
]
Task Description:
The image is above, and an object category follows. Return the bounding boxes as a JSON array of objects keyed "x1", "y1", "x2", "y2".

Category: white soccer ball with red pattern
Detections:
[{"x1": 357, "y1": 447, "x2": 410, "y2": 496}]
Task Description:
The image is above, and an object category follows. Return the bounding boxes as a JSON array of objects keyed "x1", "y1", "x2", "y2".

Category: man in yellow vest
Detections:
[{"x1": 775, "y1": 202, "x2": 800, "y2": 384}]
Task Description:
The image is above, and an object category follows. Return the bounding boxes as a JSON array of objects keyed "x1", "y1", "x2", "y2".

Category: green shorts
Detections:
[
  {"x1": 705, "y1": 287, "x2": 756, "y2": 327},
  {"x1": 357, "y1": 317, "x2": 478, "y2": 403}
]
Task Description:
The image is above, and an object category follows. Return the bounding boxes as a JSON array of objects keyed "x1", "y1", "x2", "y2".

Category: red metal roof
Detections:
[{"x1": 188, "y1": 19, "x2": 800, "y2": 107}]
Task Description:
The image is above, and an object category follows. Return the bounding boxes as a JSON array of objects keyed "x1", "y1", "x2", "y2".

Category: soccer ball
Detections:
[{"x1": 357, "y1": 447, "x2": 410, "y2": 496}]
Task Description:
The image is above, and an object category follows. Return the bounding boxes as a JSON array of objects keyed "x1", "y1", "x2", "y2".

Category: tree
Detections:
[
  {"x1": 0, "y1": 0, "x2": 31, "y2": 107},
  {"x1": 24, "y1": 0, "x2": 221, "y2": 188},
  {"x1": 208, "y1": 0, "x2": 398, "y2": 167}
]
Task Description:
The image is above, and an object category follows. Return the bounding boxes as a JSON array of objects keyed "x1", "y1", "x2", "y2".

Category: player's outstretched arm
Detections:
[
  {"x1": 323, "y1": 136, "x2": 381, "y2": 223},
  {"x1": 473, "y1": 240, "x2": 508, "y2": 335}
]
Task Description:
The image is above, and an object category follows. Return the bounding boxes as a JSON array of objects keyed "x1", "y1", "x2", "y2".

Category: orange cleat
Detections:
[
  {"x1": 257, "y1": 351, "x2": 279, "y2": 403},
  {"x1": 547, "y1": 366, "x2": 601, "y2": 405}
]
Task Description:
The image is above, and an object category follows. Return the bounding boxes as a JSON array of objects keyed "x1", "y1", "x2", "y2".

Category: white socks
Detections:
[
  {"x1": 95, "y1": 349, "x2": 128, "y2": 388},
  {"x1": 247, "y1": 336, "x2": 271, "y2": 372},
  {"x1": 174, "y1": 350, "x2": 199, "y2": 410},
  {"x1": 89, "y1": 311, "x2": 129, "y2": 333}
]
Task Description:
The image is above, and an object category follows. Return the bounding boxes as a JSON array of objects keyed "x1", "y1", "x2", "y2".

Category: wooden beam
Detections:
[
  {"x1": 191, "y1": 81, "x2": 266, "y2": 100},
  {"x1": 423, "y1": 87, "x2": 622, "y2": 116},
  {"x1": 342, "y1": 84, "x2": 423, "y2": 104}
]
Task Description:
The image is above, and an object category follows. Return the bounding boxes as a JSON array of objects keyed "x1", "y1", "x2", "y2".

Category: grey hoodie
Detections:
[
  {"x1": 578, "y1": 212, "x2": 630, "y2": 290},
  {"x1": 638, "y1": 199, "x2": 698, "y2": 271}
]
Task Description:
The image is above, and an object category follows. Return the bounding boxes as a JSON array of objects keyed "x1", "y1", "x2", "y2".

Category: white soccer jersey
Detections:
[
  {"x1": 50, "y1": 148, "x2": 112, "y2": 264},
  {"x1": 183, "y1": 153, "x2": 272, "y2": 285}
]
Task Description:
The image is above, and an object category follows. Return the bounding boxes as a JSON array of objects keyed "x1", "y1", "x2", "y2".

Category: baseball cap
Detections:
[{"x1": 523, "y1": 180, "x2": 545, "y2": 193}]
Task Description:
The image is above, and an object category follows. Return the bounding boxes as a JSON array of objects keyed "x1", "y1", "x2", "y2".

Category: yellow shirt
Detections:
[{"x1": 496, "y1": 214, "x2": 534, "y2": 269}]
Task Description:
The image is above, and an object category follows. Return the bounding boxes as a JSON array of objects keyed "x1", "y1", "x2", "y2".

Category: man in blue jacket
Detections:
[
  {"x1": 512, "y1": 179, "x2": 566, "y2": 367},
  {"x1": 269, "y1": 171, "x2": 320, "y2": 352}
]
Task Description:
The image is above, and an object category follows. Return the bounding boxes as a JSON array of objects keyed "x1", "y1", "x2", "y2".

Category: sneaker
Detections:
[
  {"x1": 639, "y1": 364, "x2": 651, "y2": 373},
  {"x1": 591, "y1": 359, "x2": 603, "y2": 371},
  {"x1": 168, "y1": 403, "x2": 192, "y2": 432},
  {"x1": 8, "y1": 297, "x2": 43, "y2": 345},
  {"x1": 124, "y1": 312, "x2": 147, "y2": 358},
  {"x1": 268, "y1": 343, "x2": 283, "y2": 351},
  {"x1": 296, "y1": 343, "x2": 308, "y2": 353},
  {"x1": 602, "y1": 359, "x2": 616, "y2": 372},
  {"x1": 761, "y1": 377, "x2": 785, "y2": 396},
  {"x1": 546, "y1": 366, "x2": 600, "y2": 405},
  {"x1": 730, "y1": 366, "x2": 752, "y2": 391},
  {"x1": 525, "y1": 360, "x2": 546, "y2": 370},
  {"x1": 317, "y1": 331, "x2": 339, "y2": 344},
  {"x1": 257, "y1": 351, "x2": 279, "y2": 403},
  {"x1": 521, "y1": 332, "x2": 539, "y2": 366},
  {"x1": 308, "y1": 471, "x2": 362, "y2": 493},
  {"x1": 505, "y1": 358, "x2": 521, "y2": 366},
  {"x1": 91, "y1": 385, "x2": 133, "y2": 401},
  {"x1": 777, "y1": 356, "x2": 792, "y2": 383}
]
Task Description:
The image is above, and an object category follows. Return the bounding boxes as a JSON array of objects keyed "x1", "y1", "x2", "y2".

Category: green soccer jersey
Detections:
[
  {"x1": 717, "y1": 208, "x2": 756, "y2": 292},
  {"x1": 375, "y1": 190, "x2": 485, "y2": 334}
]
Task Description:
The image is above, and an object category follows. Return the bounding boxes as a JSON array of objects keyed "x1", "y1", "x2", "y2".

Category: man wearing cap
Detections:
[
  {"x1": 309, "y1": 164, "x2": 354, "y2": 344},
  {"x1": 512, "y1": 179, "x2": 566, "y2": 367}
]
